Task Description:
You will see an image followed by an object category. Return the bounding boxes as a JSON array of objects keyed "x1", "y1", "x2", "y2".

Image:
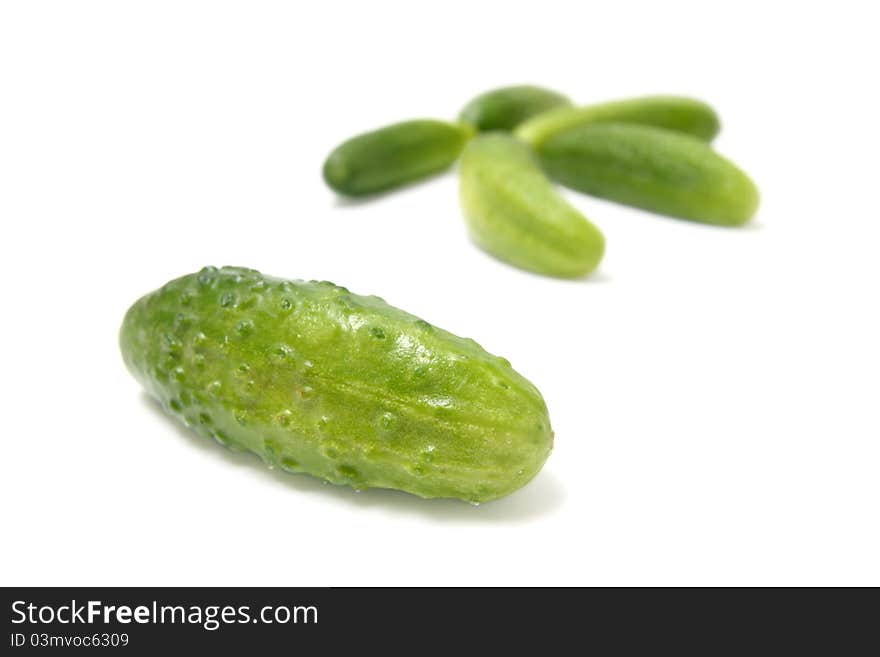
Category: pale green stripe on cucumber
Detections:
[
  {"x1": 323, "y1": 119, "x2": 473, "y2": 197},
  {"x1": 459, "y1": 85, "x2": 572, "y2": 132},
  {"x1": 515, "y1": 95, "x2": 721, "y2": 148},
  {"x1": 459, "y1": 134, "x2": 605, "y2": 278},
  {"x1": 538, "y1": 122, "x2": 759, "y2": 227}
]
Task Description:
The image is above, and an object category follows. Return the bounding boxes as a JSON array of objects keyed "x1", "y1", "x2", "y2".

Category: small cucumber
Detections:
[
  {"x1": 459, "y1": 134, "x2": 605, "y2": 278},
  {"x1": 323, "y1": 119, "x2": 473, "y2": 196},
  {"x1": 459, "y1": 85, "x2": 571, "y2": 132},
  {"x1": 538, "y1": 122, "x2": 759, "y2": 226},
  {"x1": 515, "y1": 95, "x2": 721, "y2": 148},
  {"x1": 120, "y1": 267, "x2": 552, "y2": 503}
]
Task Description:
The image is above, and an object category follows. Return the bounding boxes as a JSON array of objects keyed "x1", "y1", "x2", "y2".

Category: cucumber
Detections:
[
  {"x1": 538, "y1": 122, "x2": 759, "y2": 226},
  {"x1": 515, "y1": 95, "x2": 721, "y2": 148},
  {"x1": 459, "y1": 134, "x2": 605, "y2": 278},
  {"x1": 323, "y1": 119, "x2": 473, "y2": 197},
  {"x1": 459, "y1": 85, "x2": 571, "y2": 132},
  {"x1": 120, "y1": 267, "x2": 553, "y2": 503}
]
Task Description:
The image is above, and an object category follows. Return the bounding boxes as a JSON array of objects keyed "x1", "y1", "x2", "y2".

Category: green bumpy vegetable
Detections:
[
  {"x1": 459, "y1": 85, "x2": 571, "y2": 132},
  {"x1": 120, "y1": 267, "x2": 552, "y2": 503},
  {"x1": 515, "y1": 95, "x2": 721, "y2": 148},
  {"x1": 459, "y1": 134, "x2": 605, "y2": 278},
  {"x1": 323, "y1": 119, "x2": 473, "y2": 196},
  {"x1": 538, "y1": 122, "x2": 759, "y2": 227}
]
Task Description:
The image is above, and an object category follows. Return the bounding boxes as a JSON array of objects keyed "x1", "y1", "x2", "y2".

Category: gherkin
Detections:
[
  {"x1": 459, "y1": 85, "x2": 571, "y2": 132},
  {"x1": 459, "y1": 134, "x2": 605, "y2": 278},
  {"x1": 322, "y1": 119, "x2": 472, "y2": 196},
  {"x1": 120, "y1": 266, "x2": 553, "y2": 503},
  {"x1": 538, "y1": 123, "x2": 759, "y2": 226},
  {"x1": 515, "y1": 95, "x2": 721, "y2": 148}
]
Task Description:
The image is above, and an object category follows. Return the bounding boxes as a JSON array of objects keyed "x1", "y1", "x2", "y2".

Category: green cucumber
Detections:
[
  {"x1": 322, "y1": 119, "x2": 473, "y2": 196},
  {"x1": 515, "y1": 95, "x2": 721, "y2": 148},
  {"x1": 120, "y1": 267, "x2": 552, "y2": 503},
  {"x1": 459, "y1": 134, "x2": 605, "y2": 278},
  {"x1": 459, "y1": 85, "x2": 571, "y2": 132},
  {"x1": 539, "y1": 122, "x2": 759, "y2": 226}
]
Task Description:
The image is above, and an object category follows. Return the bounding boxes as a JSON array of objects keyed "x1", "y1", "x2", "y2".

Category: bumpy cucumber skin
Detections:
[
  {"x1": 515, "y1": 96, "x2": 721, "y2": 148},
  {"x1": 539, "y1": 123, "x2": 759, "y2": 227},
  {"x1": 459, "y1": 134, "x2": 605, "y2": 278},
  {"x1": 120, "y1": 267, "x2": 552, "y2": 503},
  {"x1": 459, "y1": 85, "x2": 572, "y2": 132},
  {"x1": 323, "y1": 119, "x2": 473, "y2": 196}
]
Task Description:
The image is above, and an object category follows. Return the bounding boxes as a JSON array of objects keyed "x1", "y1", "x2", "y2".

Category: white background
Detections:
[{"x1": 1, "y1": 1, "x2": 878, "y2": 586}]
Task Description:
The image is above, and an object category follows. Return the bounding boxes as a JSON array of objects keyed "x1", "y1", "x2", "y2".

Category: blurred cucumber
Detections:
[
  {"x1": 323, "y1": 119, "x2": 473, "y2": 196},
  {"x1": 516, "y1": 95, "x2": 721, "y2": 148},
  {"x1": 538, "y1": 122, "x2": 759, "y2": 226},
  {"x1": 459, "y1": 134, "x2": 605, "y2": 278},
  {"x1": 459, "y1": 85, "x2": 571, "y2": 132}
]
